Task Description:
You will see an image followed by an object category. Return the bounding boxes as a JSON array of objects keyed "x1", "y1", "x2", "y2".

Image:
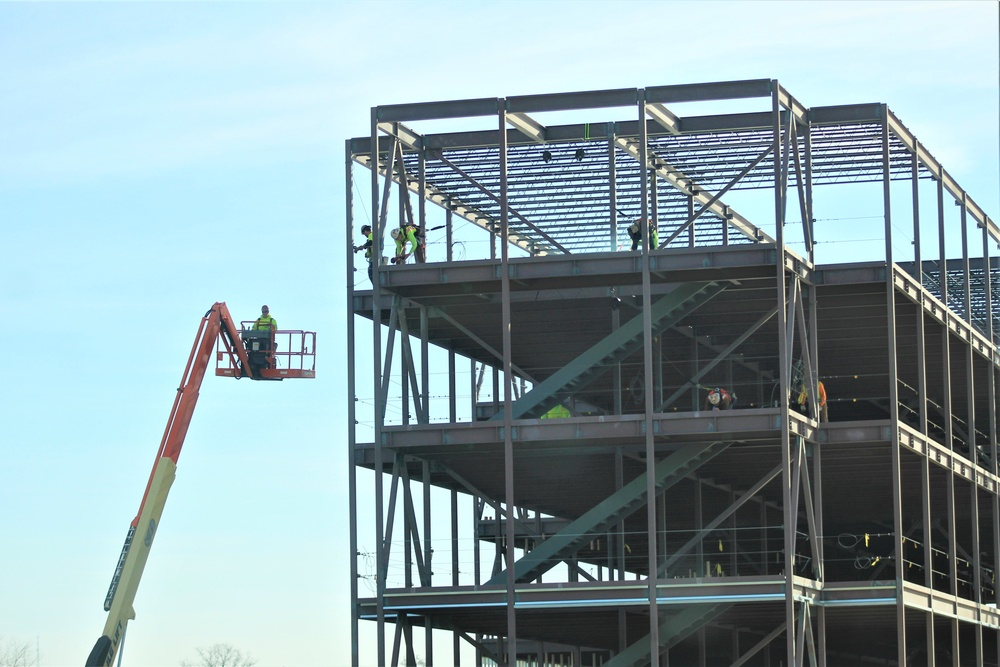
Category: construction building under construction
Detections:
[{"x1": 345, "y1": 79, "x2": 1000, "y2": 666}]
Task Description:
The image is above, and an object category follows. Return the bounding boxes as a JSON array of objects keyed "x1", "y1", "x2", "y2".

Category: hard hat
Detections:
[
  {"x1": 708, "y1": 390, "x2": 721, "y2": 405},
  {"x1": 390, "y1": 228, "x2": 401, "y2": 240},
  {"x1": 629, "y1": 221, "x2": 640, "y2": 235},
  {"x1": 361, "y1": 224, "x2": 371, "y2": 234}
]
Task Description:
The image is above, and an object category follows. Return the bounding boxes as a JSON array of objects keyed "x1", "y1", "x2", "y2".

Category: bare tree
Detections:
[
  {"x1": 0, "y1": 636, "x2": 32, "y2": 667},
  {"x1": 180, "y1": 643, "x2": 256, "y2": 667}
]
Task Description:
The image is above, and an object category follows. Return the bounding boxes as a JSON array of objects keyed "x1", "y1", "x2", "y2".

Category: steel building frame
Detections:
[{"x1": 346, "y1": 79, "x2": 1000, "y2": 666}]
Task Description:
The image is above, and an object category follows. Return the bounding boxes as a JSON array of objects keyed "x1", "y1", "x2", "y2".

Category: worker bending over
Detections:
[
  {"x1": 627, "y1": 219, "x2": 659, "y2": 251},
  {"x1": 705, "y1": 387, "x2": 735, "y2": 411},
  {"x1": 391, "y1": 224, "x2": 425, "y2": 264}
]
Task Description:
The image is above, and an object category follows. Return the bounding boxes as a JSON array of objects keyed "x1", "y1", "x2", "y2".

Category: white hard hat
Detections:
[{"x1": 391, "y1": 228, "x2": 401, "y2": 240}]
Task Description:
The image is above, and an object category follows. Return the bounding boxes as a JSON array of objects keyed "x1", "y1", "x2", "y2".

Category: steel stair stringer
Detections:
[
  {"x1": 486, "y1": 440, "x2": 731, "y2": 586},
  {"x1": 490, "y1": 281, "x2": 728, "y2": 420},
  {"x1": 603, "y1": 602, "x2": 732, "y2": 667}
]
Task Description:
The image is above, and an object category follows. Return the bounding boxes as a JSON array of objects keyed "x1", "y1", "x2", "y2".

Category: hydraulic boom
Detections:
[{"x1": 86, "y1": 303, "x2": 315, "y2": 667}]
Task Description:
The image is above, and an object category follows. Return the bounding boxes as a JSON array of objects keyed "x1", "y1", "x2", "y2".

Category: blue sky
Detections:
[{"x1": 0, "y1": 2, "x2": 997, "y2": 666}]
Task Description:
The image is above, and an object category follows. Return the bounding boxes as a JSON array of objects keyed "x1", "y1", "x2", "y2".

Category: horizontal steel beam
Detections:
[
  {"x1": 645, "y1": 79, "x2": 773, "y2": 104},
  {"x1": 355, "y1": 410, "x2": 792, "y2": 457},
  {"x1": 358, "y1": 576, "x2": 912, "y2": 616},
  {"x1": 375, "y1": 97, "x2": 500, "y2": 122},
  {"x1": 508, "y1": 88, "x2": 640, "y2": 114}
]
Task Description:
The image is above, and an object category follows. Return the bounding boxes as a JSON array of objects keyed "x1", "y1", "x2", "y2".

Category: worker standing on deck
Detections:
[
  {"x1": 796, "y1": 379, "x2": 828, "y2": 422},
  {"x1": 354, "y1": 224, "x2": 374, "y2": 281},
  {"x1": 391, "y1": 224, "x2": 424, "y2": 264},
  {"x1": 627, "y1": 219, "x2": 659, "y2": 251}
]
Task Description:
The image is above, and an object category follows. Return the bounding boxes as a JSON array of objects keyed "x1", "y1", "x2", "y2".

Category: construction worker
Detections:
[
  {"x1": 541, "y1": 403, "x2": 571, "y2": 419},
  {"x1": 252, "y1": 305, "x2": 277, "y2": 331},
  {"x1": 247, "y1": 305, "x2": 277, "y2": 372},
  {"x1": 627, "y1": 219, "x2": 659, "y2": 251},
  {"x1": 353, "y1": 224, "x2": 374, "y2": 281},
  {"x1": 796, "y1": 380, "x2": 828, "y2": 422},
  {"x1": 391, "y1": 224, "x2": 424, "y2": 264},
  {"x1": 705, "y1": 387, "x2": 734, "y2": 411}
]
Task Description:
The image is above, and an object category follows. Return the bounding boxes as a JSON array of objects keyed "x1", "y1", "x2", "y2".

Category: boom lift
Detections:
[{"x1": 86, "y1": 302, "x2": 316, "y2": 667}]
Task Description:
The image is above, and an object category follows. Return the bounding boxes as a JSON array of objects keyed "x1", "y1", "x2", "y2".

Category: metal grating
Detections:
[{"x1": 389, "y1": 122, "x2": 927, "y2": 255}]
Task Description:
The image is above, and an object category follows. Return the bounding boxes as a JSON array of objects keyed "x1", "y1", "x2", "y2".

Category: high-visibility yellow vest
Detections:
[{"x1": 253, "y1": 315, "x2": 277, "y2": 331}]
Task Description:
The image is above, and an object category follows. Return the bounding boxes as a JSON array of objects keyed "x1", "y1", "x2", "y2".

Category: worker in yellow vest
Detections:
[
  {"x1": 541, "y1": 403, "x2": 571, "y2": 419},
  {"x1": 796, "y1": 380, "x2": 828, "y2": 422},
  {"x1": 391, "y1": 225, "x2": 425, "y2": 264},
  {"x1": 253, "y1": 305, "x2": 277, "y2": 331},
  {"x1": 627, "y1": 219, "x2": 659, "y2": 251}
]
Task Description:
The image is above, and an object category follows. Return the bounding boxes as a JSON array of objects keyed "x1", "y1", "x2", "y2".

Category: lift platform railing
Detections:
[{"x1": 215, "y1": 323, "x2": 316, "y2": 380}]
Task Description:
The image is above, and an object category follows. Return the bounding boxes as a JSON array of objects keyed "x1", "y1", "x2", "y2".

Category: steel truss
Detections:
[{"x1": 347, "y1": 79, "x2": 1000, "y2": 666}]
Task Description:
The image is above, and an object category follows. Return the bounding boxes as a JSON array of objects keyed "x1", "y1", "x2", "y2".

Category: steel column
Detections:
[
  {"x1": 346, "y1": 142, "x2": 361, "y2": 666},
  {"x1": 638, "y1": 90, "x2": 661, "y2": 664},
  {"x1": 498, "y1": 103, "x2": 516, "y2": 664}
]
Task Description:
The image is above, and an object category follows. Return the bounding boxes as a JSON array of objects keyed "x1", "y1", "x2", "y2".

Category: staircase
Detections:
[{"x1": 492, "y1": 281, "x2": 728, "y2": 420}]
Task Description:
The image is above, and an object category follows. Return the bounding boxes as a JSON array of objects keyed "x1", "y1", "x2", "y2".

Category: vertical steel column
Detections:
[
  {"x1": 402, "y1": 305, "x2": 410, "y2": 427},
  {"x1": 984, "y1": 226, "x2": 1000, "y2": 644},
  {"x1": 346, "y1": 141, "x2": 361, "y2": 667},
  {"x1": 473, "y1": 494, "x2": 481, "y2": 586},
  {"x1": 499, "y1": 101, "x2": 517, "y2": 664},
  {"x1": 655, "y1": 334, "x2": 663, "y2": 408},
  {"x1": 921, "y1": 412, "x2": 936, "y2": 663},
  {"x1": 423, "y1": 458, "x2": 433, "y2": 665},
  {"x1": 913, "y1": 149, "x2": 929, "y2": 434},
  {"x1": 695, "y1": 478, "x2": 704, "y2": 577},
  {"x1": 691, "y1": 329, "x2": 699, "y2": 412},
  {"x1": 613, "y1": 303, "x2": 622, "y2": 416},
  {"x1": 812, "y1": 427, "x2": 827, "y2": 667},
  {"x1": 802, "y1": 117, "x2": 824, "y2": 660},
  {"x1": 370, "y1": 106, "x2": 388, "y2": 667},
  {"x1": 616, "y1": 447, "x2": 625, "y2": 584},
  {"x1": 882, "y1": 105, "x2": 907, "y2": 667},
  {"x1": 772, "y1": 86, "x2": 796, "y2": 667},
  {"x1": 638, "y1": 89, "x2": 661, "y2": 664},
  {"x1": 404, "y1": 461, "x2": 413, "y2": 590},
  {"x1": 937, "y1": 163, "x2": 960, "y2": 665},
  {"x1": 687, "y1": 194, "x2": 695, "y2": 249},
  {"x1": 609, "y1": 133, "x2": 618, "y2": 251},
  {"x1": 419, "y1": 150, "x2": 430, "y2": 425},
  {"x1": 445, "y1": 199, "x2": 459, "y2": 658},
  {"x1": 959, "y1": 193, "x2": 986, "y2": 667},
  {"x1": 419, "y1": 141, "x2": 427, "y2": 260},
  {"x1": 806, "y1": 119, "x2": 825, "y2": 657},
  {"x1": 650, "y1": 166, "x2": 658, "y2": 249},
  {"x1": 913, "y1": 146, "x2": 935, "y2": 662},
  {"x1": 804, "y1": 118, "x2": 815, "y2": 265},
  {"x1": 451, "y1": 489, "x2": 460, "y2": 666}
]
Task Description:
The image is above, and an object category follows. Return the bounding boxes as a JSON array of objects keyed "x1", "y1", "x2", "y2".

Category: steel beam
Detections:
[{"x1": 505, "y1": 111, "x2": 547, "y2": 143}]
